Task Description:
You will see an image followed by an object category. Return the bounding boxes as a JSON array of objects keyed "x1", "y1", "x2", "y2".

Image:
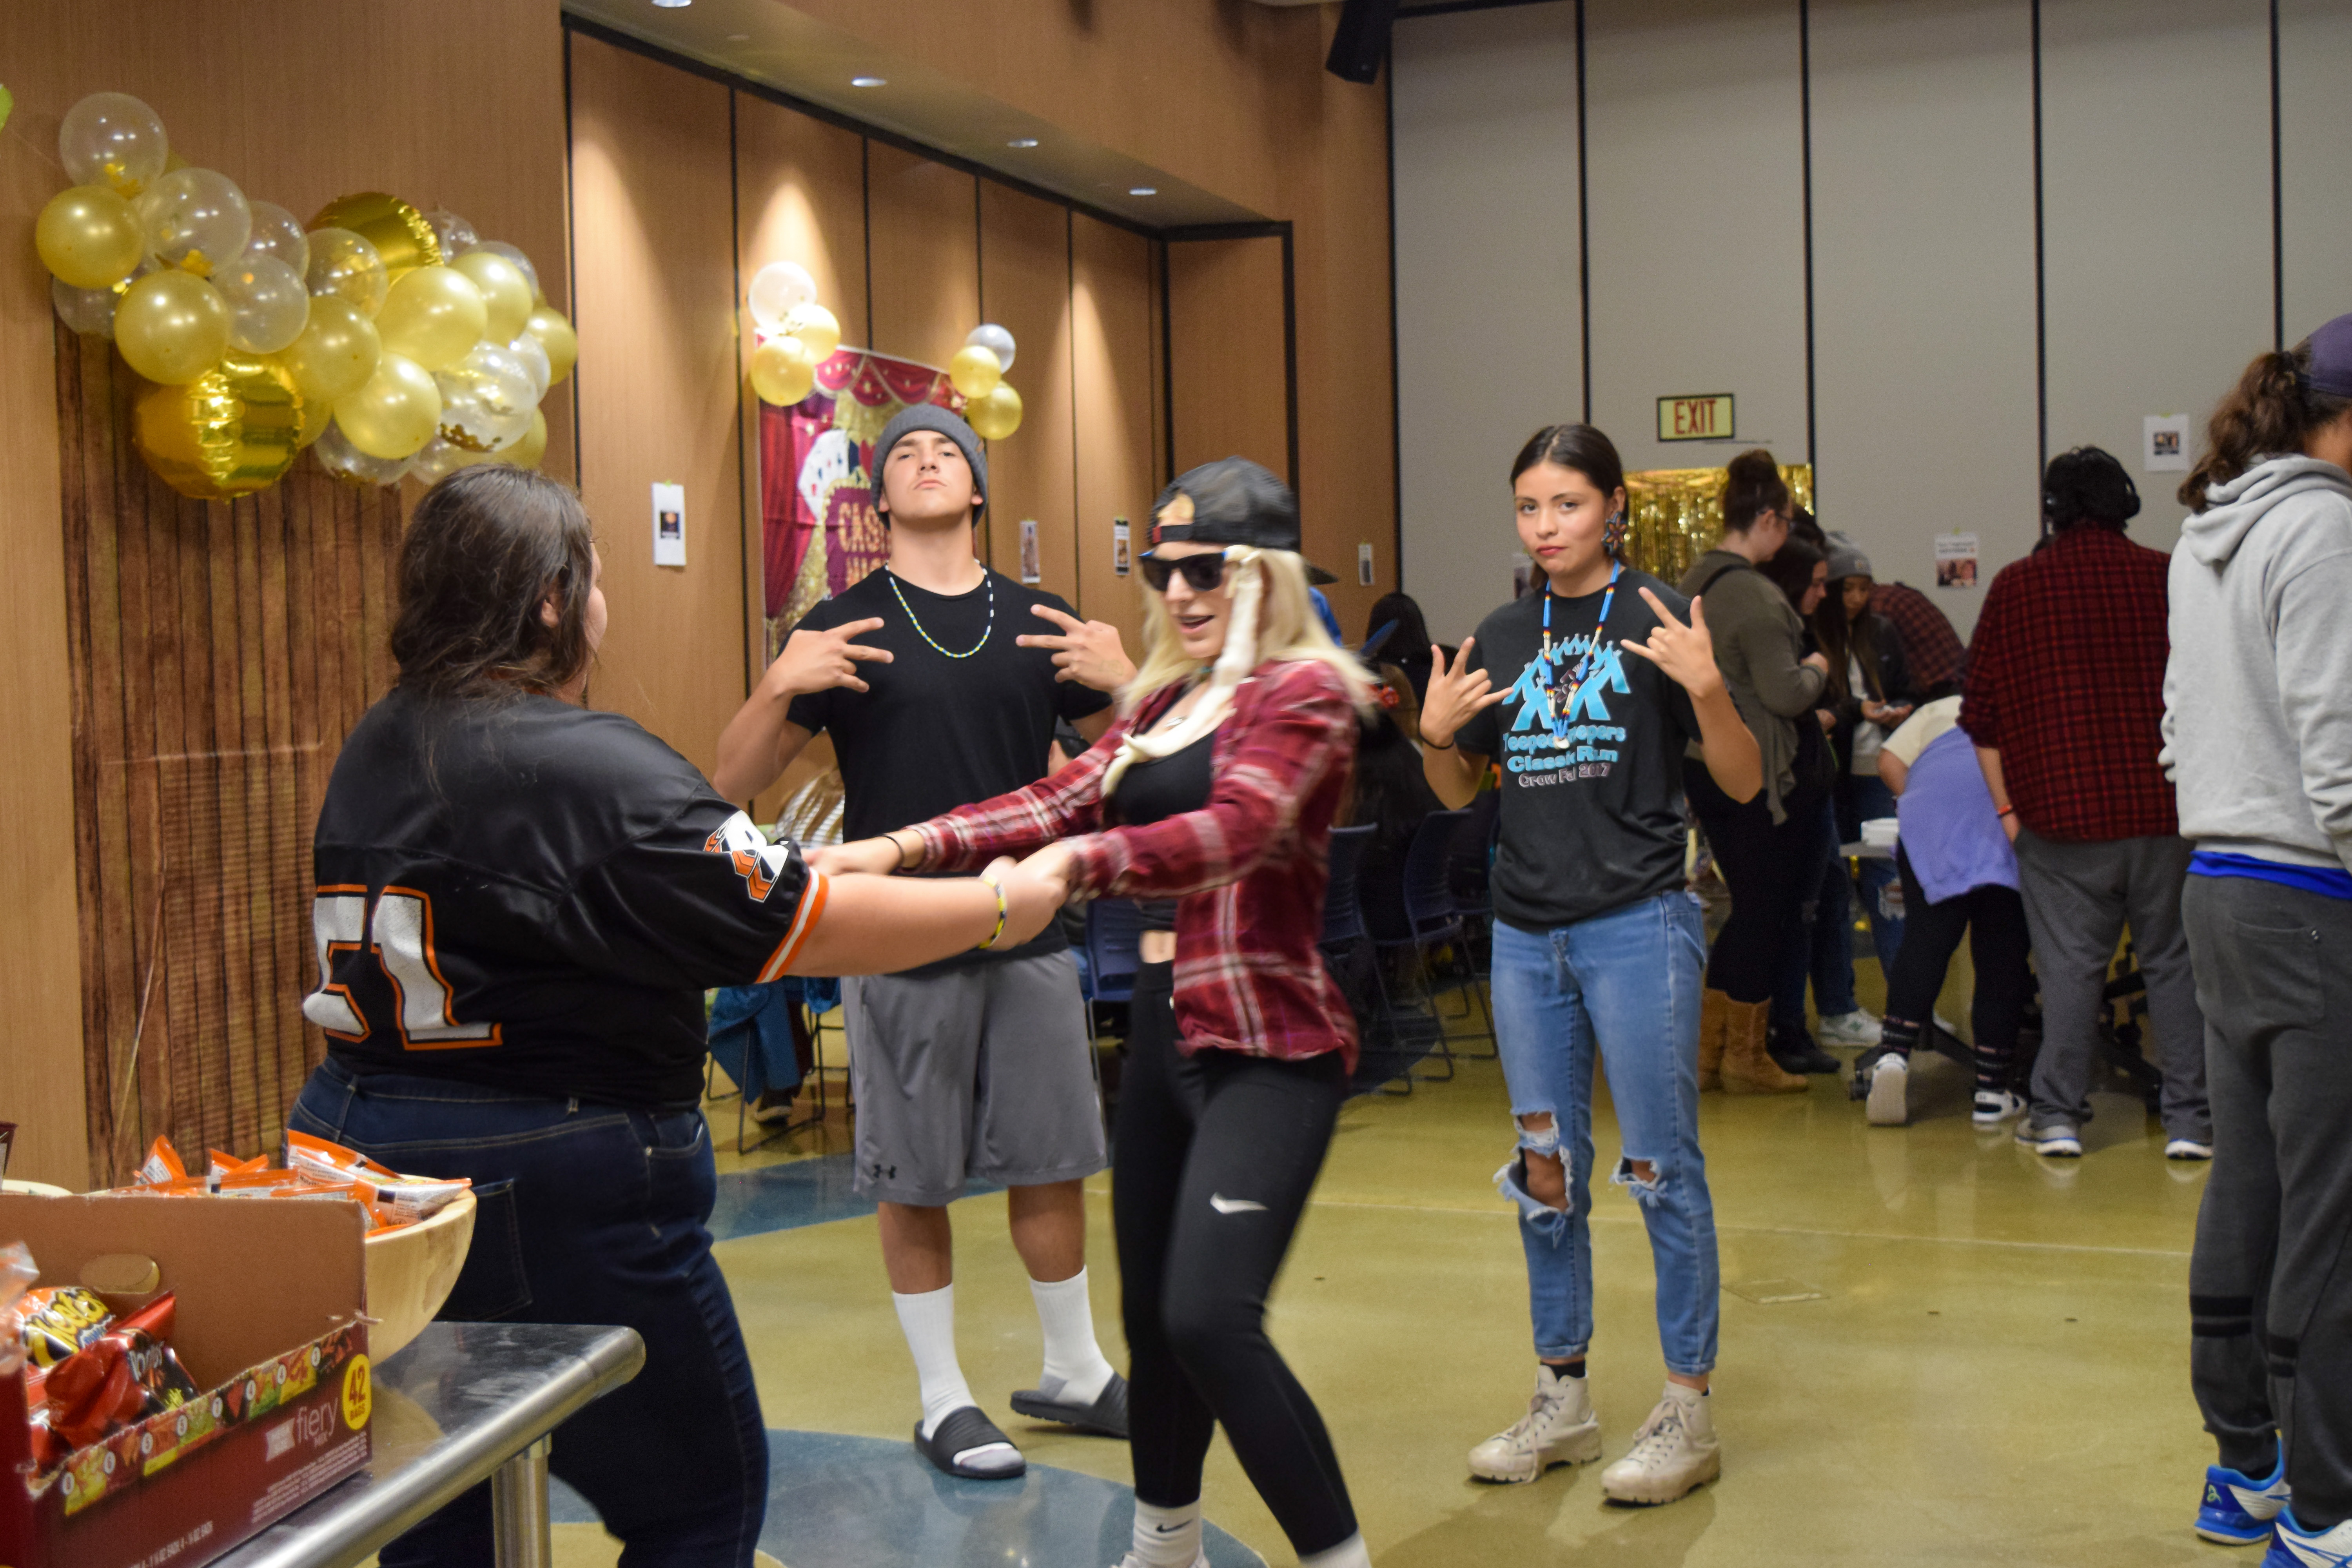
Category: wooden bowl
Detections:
[{"x1": 362, "y1": 1189, "x2": 476, "y2": 1362}]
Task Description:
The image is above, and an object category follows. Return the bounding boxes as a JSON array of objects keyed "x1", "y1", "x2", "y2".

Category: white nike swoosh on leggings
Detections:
[{"x1": 1209, "y1": 1194, "x2": 1267, "y2": 1214}]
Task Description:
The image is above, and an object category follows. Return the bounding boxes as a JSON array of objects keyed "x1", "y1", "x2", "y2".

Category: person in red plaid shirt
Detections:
[
  {"x1": 1960, "y1": 446, "x2": 2209, "y2": 1159},
  {"x1": 1869, "y1": 579, "x2": 1966, "y2": 698},
  {"x1": 835, "y1": 458, "x2": 1379, "y2": 1568}
]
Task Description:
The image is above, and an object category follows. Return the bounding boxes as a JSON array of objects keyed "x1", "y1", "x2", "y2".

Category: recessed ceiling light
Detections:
[
  {"x1": 1008, "y1": 138, "x2": 1040, "y2": 149},
  {"x1": 851, "y1": 75, "x2": 887, "y2": 87},
  {"x1": 1129, "y1": 187, "x2": 1158, "y2": 197}
]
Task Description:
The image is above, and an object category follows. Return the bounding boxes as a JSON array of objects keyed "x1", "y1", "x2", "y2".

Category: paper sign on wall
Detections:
[
  {"x1": 1112, "y1": 518, "x2": 1132, "y2": 577},
  {"x1": 1934, "y1": 532, "x2": 1979, "y2": 590},
  {"x1": 1357, "y1": 543, "x2": 1375, "y2": 587},
  {"x1": 1019, "y1": 518, "x2": 1042, "y2": 584},
  {"x1": 652, "y1": 482, "x2": 686, "y2": 567},
  {"x1": 2143, "y1": 414, "x2": 2191, "y2": 472}
]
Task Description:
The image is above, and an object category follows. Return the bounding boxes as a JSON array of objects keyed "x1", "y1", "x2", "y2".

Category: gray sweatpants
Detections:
[
  {"x1": 2013, "y1": 828, "x2": 2209, "y2": 1140},
  {"x1": 2186, "y1": 875, "x2": 2352, "y2": 1525}
]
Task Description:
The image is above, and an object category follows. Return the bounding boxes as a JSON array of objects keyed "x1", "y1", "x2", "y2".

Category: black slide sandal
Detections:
[
  {"x1": 1010, "y1": 1372, "x2": 1130, "y2": 1439},
  {"x1": 915, "y1": 1405, "x2": 1026, "y2": 1479}
]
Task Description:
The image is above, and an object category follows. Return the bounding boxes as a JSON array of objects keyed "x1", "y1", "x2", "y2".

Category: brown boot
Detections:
[
  {"x1": 1722, "y1": 998, "x2": 1808, "y2": 1094},
  {"x1": 1697, "y1": 987, "x2": 1730, "y2": 1092}
]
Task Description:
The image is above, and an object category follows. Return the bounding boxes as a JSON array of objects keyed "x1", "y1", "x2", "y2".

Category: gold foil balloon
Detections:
[
  {"x1": 313, "y1": 421, "x2": 414, "y2": 487},
  {"x1": 748, "y1": 261, "x2": 814, "y2": 331},
  {"x1": 750, "y1": 338, "x2": 815, "y2": 406},
  {"x1": 58, "y1": 92, "x2": 169, "y2": 197},
  {"x1": 308, "y1": 192, "x2": 440, "y2": 282},
  {"x1": 510, "y1": 407, "x2": 549, "y2": 470},
  {"x1": 376, "y1": 265, "x2": 486, "y2": 372},
  {"x1": 434, "y1": 341, "x2": 537, "y2": 452},
  {"x1": 449, "y1": 249, "x2": 532, "y2": 344},
  {"x1": 243, "y1": 200, "x2": 309, "y2": 274},
  {"x1": 506, "y1": 330, "x2": 552, "y2": 399},
  {"x1": 280, "y1": 295, "x2": 381, "y2": 407},
  {"x1": 52, "y1": 277, "x2": 120, "y2": 337},
  {"x1": 115, "y1": 269, "x2": 231, "y2": 385},
  {"x1": 968, "y1": 382, "x2": 1024, "y2": 441},
  {"x1": 463, "y1": 240, "x2": 540, "y2": 304},
  {"x1": 523, "y1": 304, "x2": 576, "y2": 385},
  {"x1": 136, "y1": 167, "x2": 251, "y2": 277},
  {"x1": 215, "y1": 255, "x2": 310, "y2": 355},
  {"x1": 948, "y1": 344, "x2": 1003, "y2": 401},
  {"x1": 132, "y1": 353, "x2": 301, "y2": 500},
  {"x1": 423, "y1": 209, "x2": 477, "y2": 258},
  {"x1": 305, "y1": 227, "x2": 388, "y2": 318},
  {"x1": 966, "y1": 323, "x2": 1016, "y2": 374},
  {"x1": 36, "y1": 186, "x2": 144, "y2": 289},
  {"x1": 783, "y1": 302, "x2": 841, "y2": 361},
  {"x1": 334, "y1": 351, "x2": 440, "y2": 459}
]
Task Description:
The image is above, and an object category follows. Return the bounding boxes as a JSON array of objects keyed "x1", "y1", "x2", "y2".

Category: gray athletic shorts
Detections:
[{"x1": 844, "y1": 948, "x2": 1107, "y2": 1205}]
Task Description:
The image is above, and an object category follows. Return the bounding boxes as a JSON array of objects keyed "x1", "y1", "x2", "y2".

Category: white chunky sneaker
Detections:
[
  {"x1": 1599, "y1": 1383, "x2": 1720, "y2": 1505},
  {"x1": 1467, "y1": 1365, "x2": 1602, "y2": 1483},
  {"x1": 1865, "y1": 1052, "x2": 1909, "y2": 1126},
  {"x1": 1817, "y1": 1009, "x2": 1883, "y2": 1047},
  {"x1": 1972, "y1": 1089, "x2": 2027, "y2": 1127},
  {"x1": 1112, "y1": 1555, "x2": 1207, "y2": 1568}
]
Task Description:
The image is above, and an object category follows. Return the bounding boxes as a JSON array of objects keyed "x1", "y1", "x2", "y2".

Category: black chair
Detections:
[
  {"x1": 1322, "y1": 825, "x2": 1415, "y2": 1096},
  {"x1": 1376, "y1": 809, "x2": 1497, "y2": 1079},
  {"x1": 1080, "y1": 898, "x2": 1145, "y2": 1041}
]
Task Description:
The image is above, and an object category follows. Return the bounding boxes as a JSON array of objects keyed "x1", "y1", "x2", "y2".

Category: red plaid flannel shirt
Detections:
[
  {"x1": 911, "y1": 659, "x2": 1362, "y2": 1068},
  {"x1": 1959, "y1": 527, "x2": 2178, "y2": 841},
  {"x1": 1869, "y1": 581, "x2": 1967, "y2": 694}
]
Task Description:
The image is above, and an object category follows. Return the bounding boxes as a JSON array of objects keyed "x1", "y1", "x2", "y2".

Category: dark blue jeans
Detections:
[{"x1": 290, "y1": 1058, "x2": 766, "y2": 1568}]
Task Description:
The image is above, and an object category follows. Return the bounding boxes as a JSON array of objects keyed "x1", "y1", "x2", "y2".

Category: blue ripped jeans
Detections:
[{"x1": 1490, "y1": 893, "x2": 1720, "y2": 1377}]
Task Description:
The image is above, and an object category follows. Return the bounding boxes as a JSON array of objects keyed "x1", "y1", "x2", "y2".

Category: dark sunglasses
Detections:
[{"x1": 1139, "y1": 550, "x2": 1230, "y2": 592}]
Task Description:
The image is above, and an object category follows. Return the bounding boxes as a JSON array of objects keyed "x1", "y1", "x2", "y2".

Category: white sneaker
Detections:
[
  {"x1": 1865, "y1": 1052, "x2": 1908, "y2": 1125},
  {"x1": 1817, "y1": 1010, "x2": 1883, "y2": 1047},
  {"x1": 1599, "y1": 1384, "x2": 1720, "y2": 1505},
  {"x1": 1972, "y1": 1089, "x2": 2027, "y2": 1127},
  {"x1": 1468, "y1": 1365, "x2": 1602, "y2": 1483},
  {"x1": 2167, "y1": 1139, "x2": 2214, "y2": 1161},
  {"x1": 1112, "y1": 1555, "x2": 1207, "y2": 1568}
]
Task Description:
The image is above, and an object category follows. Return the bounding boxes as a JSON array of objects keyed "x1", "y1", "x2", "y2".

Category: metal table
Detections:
[{"x1": 215, "y1": 1321, "x2": 644, "y2": 1568}]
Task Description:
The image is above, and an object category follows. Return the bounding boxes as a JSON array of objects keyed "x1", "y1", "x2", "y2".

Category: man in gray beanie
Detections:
[{"x1": 715, "y1": 402, "x2": 1138, "y2": 1480}]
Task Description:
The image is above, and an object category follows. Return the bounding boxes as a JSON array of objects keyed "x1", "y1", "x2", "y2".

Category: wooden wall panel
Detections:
[
  {"x1": 866, "y1": 146, "x2": 982, "y2": 373},
  {"x1": 569, "y1": 34, "x2": 747, "y2": 779},
  {"x1": 978, "y1": 185, "x2": 1078, "y2": 604},
  {"x1": 1167, "y1": 238, "x2": 1290, "y2": 483},
  {"x1": 1072, "y1": 216, "x2": 1159, "y2": 655}
]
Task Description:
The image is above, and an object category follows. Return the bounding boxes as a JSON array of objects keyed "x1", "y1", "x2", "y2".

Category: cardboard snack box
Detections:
[{"x1": 0, "y1": 1193, "x2": 372, "y2": 1568}]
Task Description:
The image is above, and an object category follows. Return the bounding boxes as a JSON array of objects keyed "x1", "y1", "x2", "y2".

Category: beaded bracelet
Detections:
[{"x1": 975, "y1": 877, "x2": 1009, "y2": 951}]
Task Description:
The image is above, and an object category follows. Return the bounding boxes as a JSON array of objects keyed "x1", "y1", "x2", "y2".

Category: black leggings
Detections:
[
  {"x1": 1883, "y1": 844, "x2": 2032, "y2": 1088},
  {"x1": 1686, "y1": 759, "x2": 1825, "y2": 1004},
  {"x1": 1115, "y1": 962, "x2": 1356, "y2": 1556}
]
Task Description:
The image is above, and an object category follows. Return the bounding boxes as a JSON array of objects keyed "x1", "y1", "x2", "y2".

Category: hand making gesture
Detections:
[
  {"x1": 1419, "y1": 638, "x2": 1508, "y2": 749},
  {"x1": 1017, "y1": 604, "x2": 1136, "y2": 692},
  {"x1": 1617, "y1": 589, "x2": 1726, "y2": 702},
  {"x1": 766, "y1": 616, "x2": 892, "y2": 698}
]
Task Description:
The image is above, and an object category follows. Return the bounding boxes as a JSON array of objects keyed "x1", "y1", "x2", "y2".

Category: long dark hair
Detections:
[
  {"x1": 391, "y1": 465, "x2": 599, "y2": 702},
  {"x1": 1760, "y1": 537, "x2": 1823, "y2": 612},
  {"x1": 1363, "y1": 591, "x2": 1433, "y2": 681},
  {"x1": 1510, "y1": 423, "x2": 1628, "y2": 555},
  {"x1": 2183, "y1": 338, "x2": 2352, "y2": 509},
  {"x1": 1721, "y1": 448, "x2": 1790, "y2": 533},
  {"x1": 1812, "y1": 587, "x2": 1884, "y2": 706}
]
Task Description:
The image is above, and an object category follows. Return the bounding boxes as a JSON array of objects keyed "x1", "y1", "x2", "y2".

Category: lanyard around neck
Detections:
[{"x1": 1538, "y1": 561, "x2": 1620, "y2": 744}]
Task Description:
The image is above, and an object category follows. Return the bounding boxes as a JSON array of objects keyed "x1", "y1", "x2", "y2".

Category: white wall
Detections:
[
  {"x1": 1391, "y1": 1, "x2": 1584, "y2": 644},
  {"x1": 2281, "y1": 0, "x2": 2352, "y2": 345}
]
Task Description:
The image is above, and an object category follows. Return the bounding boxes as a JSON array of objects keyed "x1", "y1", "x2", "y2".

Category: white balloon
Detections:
[
  {"x1": 315, "y1": 421, "x2": 414, "y2": 486},
  {"x1": 506, "y1": 331, "x2": 552, "y2": 400},
  {"x1": 243, "y1": 201, "x2": 309, "y2": 276},
  {"x1": 748, "y1": 261, "x2": 815, "y2": 331},
  {"x1": 967, "y1": 322, "x2": 1017, "y2": 374},
  {"x1": 52, "y1": 276, "x2": 120, "y2": 337},
  {"x1": 434, "y1": 341, "x2": 538, "y2": 452},
  {"x1": 216, "y1": 253, "x2": 311, "y2": 354}
]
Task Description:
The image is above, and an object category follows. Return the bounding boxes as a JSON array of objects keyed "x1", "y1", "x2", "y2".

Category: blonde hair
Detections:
[{"x1": 1123, "y1": 548, "x2": 1377, "y2": 716}]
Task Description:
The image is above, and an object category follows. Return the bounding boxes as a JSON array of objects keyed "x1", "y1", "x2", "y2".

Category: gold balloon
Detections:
[
  {"x1": 948, "y1": 344, "x2": 1003, "y2": 401},
  {"x1": 751, "y1": 338, "x2": 815, "y2": 406},
  {"x1": 449, "y1": 250, "x2": 532, "y2": 344},
  {"x1": 308, "y1": 192, "x2": 440, "y2": 282},
  {"x1": 280, "y1": 295, "x2": 381, "y2": 407},
  {"x1": 37, "y1": 185, "x2": 144, "y2": 289},
  {"x1": 523, "y1": 304, "x2": 576, "y2": 385},
  {"x1": 968, "y1": 381, "x2": 1024, "y2": 441},
  {"x1": 292, "y1": 383, "x2": 334, "y2": 448},
  {"x1": 133, "y1": 353, "x2": 302, "y2": 499},
  {"x1": 115, "y1": 270, "x2": 232, "y2": 385},
  {"x1": 376, "y1": 265, "x2": 487, "y2": 372},
  {"x1": 334, "y1": 352, "x2": 441, "y2": 460},
  {"x1": 782, "y1": 302, "x2": 840, "y2": 362},
  {"x1": 509, "y1": 407, "x2": 549, "y2": 470}
]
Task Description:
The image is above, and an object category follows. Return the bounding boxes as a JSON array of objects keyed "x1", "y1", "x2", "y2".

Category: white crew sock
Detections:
[
  {"x1": 1130, "y1": 1499, "x2": 1202, "y2": 1568},
  {"x1": 1299, "y1": 1533, "x2": 1372, "y2": 1568},
  {"x1": 893, "y1": 1284, "x2": 975, "y2": 1438},
  {"x1": 1031, "y1": 1267, "x2": 1116, "y2": 1404}
]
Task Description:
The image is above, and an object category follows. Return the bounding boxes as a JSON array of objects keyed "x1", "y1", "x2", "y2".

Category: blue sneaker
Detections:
[
  {"x1": 2265, "y1": 1507, "x2": 2352, "y2": 1566},
  {"x1": 2200, "y1": 1452, "x2": 2288, "y2": 1544}
]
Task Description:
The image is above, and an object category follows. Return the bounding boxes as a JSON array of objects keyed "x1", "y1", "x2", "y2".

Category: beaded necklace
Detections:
[
  {"x1": 1537, "y1": 560, "x2": 1620, "y2": 748},
  {"x1": 885, "y1": 563, "x2": 993, "y2": 659}
]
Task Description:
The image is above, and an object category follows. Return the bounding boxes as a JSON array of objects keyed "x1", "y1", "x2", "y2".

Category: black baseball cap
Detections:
[{"x1": 1147, "y1": 457, "x2": 1299, "y2": 553}]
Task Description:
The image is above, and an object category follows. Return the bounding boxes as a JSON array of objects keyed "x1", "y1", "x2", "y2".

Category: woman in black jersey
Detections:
[{"x1": 285, "y1": 465, "x2": 1067, "y2": 1568}]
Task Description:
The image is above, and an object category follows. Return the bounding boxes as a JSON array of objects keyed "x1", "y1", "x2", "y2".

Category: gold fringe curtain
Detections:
[{"x1": 1623, "y1": 463, "x2": 1814, "y2": 586}]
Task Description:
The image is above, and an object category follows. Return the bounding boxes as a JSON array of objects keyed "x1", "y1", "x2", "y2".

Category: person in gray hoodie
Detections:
[{"x1": 2165, "y1": 316, "x2": 2352, "y2": 1560}]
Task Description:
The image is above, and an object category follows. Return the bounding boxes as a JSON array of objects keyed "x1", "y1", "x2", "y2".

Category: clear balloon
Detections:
[
  {"x1": 523, "y1": 305, "x2": 577, "y2": 385},
  {"x1": 409, "y1": 436, "x2": 490, "y2": 486},
  {"x1": 376, "y1": 265, "x2": 486, "y2": 372},
  {"x1": 948, "y1": 344, "x2": 1003, "y2": 401},
  {"x1": 967, "y1": 323, "x2": 1016, "y2": 374},
  {"x1": 423, "y1": 209, "x2": 478, "y2": 258},
  {"x1": 783, "y1": 302, "x2": 841, "y2": 361},
  {"x1": 58, "y1": 92, "x2": 169, "y2": 197},
  {"x1": 305, "y1": 227, "x2": 388, "y2": 318},
  {"x1": 463, "y1": 240, "x2": 540, "y2": 303},
  {"x1": 137, "y1": 167, "x2": 252, "y2": 277},
  {"x1": 748, "y1": 261, "x2": 815, "y2": 331},
  {"x1": 434, "y1": 341, "x2": 538, "y2": 452},
  {"x1": 243, "y1": 201, "x2": 309, "y2": 276},
  {"x1": 280, "y1": 295, "x2": 381, "y2": 407},
  {"x1": 36, "y1": 185, "x2": 144, "y2": 289},
  {"x1": 52, "y1": 277, "x2": 120, "y2": 337},
  {"x1": 314, "y1": 421, "x2": 415, "y2": 487},
  {"x1": 115, "y1": 270, "x2": 232, "y2": 385},
  {"x1": 967, "y1": 381, "x2": 1024, "y2": 441},
  {"x1": 510, "y1": 408, "x2": 549, "y2": 470},
  {"x1": 506, "y1": 331, "x2": 552, "y2": 399},
  {"x1": 216, "y1": 254, "x2": 310, "y2": 355},
  {"x1": 334, "y1": 352, "x2": 441, "y2": 460},
  {"x1": 449, "y1": 250, "x2": 532, "y2": 344},
  {"x1": 751, "y1": 338, "x2": 815, "y2": 406}
]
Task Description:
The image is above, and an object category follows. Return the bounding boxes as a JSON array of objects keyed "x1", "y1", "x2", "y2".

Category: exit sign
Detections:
[{"x1": 1658, "y1": 393, "x2": 1735, "y2": 442}]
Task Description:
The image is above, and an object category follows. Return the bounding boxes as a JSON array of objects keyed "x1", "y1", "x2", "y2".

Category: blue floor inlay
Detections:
[
  {"x1": 708, "y1": 1153, "x2": 1002, "y2": 1242},
  {"x1": 550, "y1": 1427, "x2": 1265, "y2": 1566}
]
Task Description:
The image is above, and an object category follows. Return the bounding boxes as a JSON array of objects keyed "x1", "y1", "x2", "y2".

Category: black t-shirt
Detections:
[
  {"x1": 307, "y1": 688, "x2": 824, "y2": 1110},
  {"x1": 1455, "y1": 570, "x2": 1703, "y2": 930},
  {"x1": 785, "y1": 566, "x2": 1112, "y2": 965}
]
